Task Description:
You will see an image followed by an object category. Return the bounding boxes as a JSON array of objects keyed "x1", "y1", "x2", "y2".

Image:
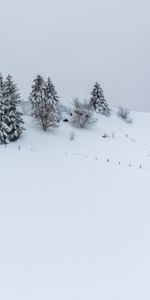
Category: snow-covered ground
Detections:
[{"x1": 0, "y1": 110, "x2": 150, "y2": 300}]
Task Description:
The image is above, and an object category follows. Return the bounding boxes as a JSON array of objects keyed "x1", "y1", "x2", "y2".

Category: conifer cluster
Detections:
[{"x1": 29, "y1": 75, "x2": 60, "y2": 131}]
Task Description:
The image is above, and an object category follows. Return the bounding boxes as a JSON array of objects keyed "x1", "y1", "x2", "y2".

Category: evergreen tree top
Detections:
[
  {"x1": 90, "y1": 82, "x2": 105, "y2": 99},
  {"x1": 29, "y1": 75, "x2": 45, "y2": 103},
  {"x1": 33, "y1": 75, "x2": 44, "y2": 85},
  {"x1": 31, "y1": 75, "x2": 45, "y2": 91},
  {"x1": 45, "y1": 77, "x2": 59, "y2": 101},
  {"x1": 3, "y1": 74, "x2": 20, "y2": 105}
]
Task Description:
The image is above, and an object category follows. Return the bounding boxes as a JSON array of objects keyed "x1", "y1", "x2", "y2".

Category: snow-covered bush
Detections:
[
  {"x1": 102, "y1": 133, "x2": 109, "y2": 138},
  {"x1": 90, "y1": 82, "x2": 110, "y2": 116},
  {"x1": 29, "y1": 75, "x2": 60, "y2": 131},
  {"x1": 58, "y1": 103, "x2": 72, "y2": 121},
  {"x1": 71, "y1": 98, "x2": 97, "y2": 129},
  {"x1": 117, "y1": 107, "x2": 133, "y2": 123}
]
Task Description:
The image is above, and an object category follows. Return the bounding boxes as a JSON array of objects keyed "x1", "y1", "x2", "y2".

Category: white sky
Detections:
[{"x1": 0, "y1": 0, "x2": 150, "y2": 111}]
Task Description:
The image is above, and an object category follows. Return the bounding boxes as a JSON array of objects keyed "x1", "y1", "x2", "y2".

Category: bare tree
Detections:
[
  {"x1": 33, "y1": 100, "x2": 59, "y2": 131},
  {"x1": 71, "y1": 98, "x2": 97, "y2": 128}
]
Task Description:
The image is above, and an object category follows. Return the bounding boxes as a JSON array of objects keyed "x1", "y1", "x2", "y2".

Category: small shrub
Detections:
[
  {"x1": 102, "y1": 133, "x2": 109, "y2": 138},
  {"x1": 117, "y1": 107, "x2": 133, "y2": 123}
]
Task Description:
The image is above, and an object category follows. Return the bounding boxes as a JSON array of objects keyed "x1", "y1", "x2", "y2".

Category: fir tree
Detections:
[
  {"x1": 2, "y1": 74, "x2": 24, "y2": 142},
  {"x1": 29, "y1": 75, "x2": 45, "y2": 118},
  {"x1": 29, "y1": 75, "x2": 60, "y2": 131},
  {"x1": 44, "y1": 77, "x2": 60, "y2": 124},
  {"x1": 0, "y1": 73, "x2": 10, "y2": 144},
  {"x1": 90, "y1": 82, "x2": 110, "y2": 116}
]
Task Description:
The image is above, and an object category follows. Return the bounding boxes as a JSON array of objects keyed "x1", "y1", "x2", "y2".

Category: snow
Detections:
[{"x1": 0, "y1": 110, "x2": 150, "y2": 299}]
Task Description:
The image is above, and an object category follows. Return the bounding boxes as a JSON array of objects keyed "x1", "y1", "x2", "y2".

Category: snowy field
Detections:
[{"x1": 0, "y1": 110, "x2": 150, "y2": 299}]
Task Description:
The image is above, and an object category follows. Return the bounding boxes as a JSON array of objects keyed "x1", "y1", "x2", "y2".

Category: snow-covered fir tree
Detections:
[
  {"x1": 29, "y1": 74, "x2": 45, "y2": 118},
  {"x1": 2, "y1": 74, "x2": 24, "y2": 142},
  {"x1": 0, "y1": 74, "x2": 24, "y2": 144},
  {"x1": 45, "y1": 77, "x2": 60, "y2": 123},
  {"x1": 90, "y1": 82, "x2": 110, "y2": 116},
  {"x1": 29, "y1": 75, "x2": 60, "y2": 131},
  {"x1": 0, "y1": 73, "x2": 10, "y2": 143}
]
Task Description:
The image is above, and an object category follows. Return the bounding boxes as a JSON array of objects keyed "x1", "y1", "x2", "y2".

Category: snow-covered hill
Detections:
[{"x1": 0, "y1": 110, "x2": 150, "y2": 300}]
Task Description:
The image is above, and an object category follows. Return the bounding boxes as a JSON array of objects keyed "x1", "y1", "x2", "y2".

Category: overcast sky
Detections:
[{"x1": 0, "y1": 0, "x2": 150, "y2": 111}]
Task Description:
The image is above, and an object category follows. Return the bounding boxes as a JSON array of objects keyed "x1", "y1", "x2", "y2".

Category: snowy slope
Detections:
[{"x1": 0, "y1": 110, "x2": 150, "y2": 300}]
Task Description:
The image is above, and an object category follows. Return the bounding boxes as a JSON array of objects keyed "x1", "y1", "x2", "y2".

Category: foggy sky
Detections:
[{"x1": 0, "y1": 0, "x2": 150, "y2": 111}]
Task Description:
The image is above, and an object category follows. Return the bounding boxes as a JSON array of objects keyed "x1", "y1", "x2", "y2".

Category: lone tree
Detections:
[
  {"x1": 0, "y1": 74, "x2": 24, "y2": 144},
  {"x1": 90, "y1": 82, "x2": 110, "y2": 116},
  {"x1": 29, "y1": 75, "x2": 60, "y2": 131}
]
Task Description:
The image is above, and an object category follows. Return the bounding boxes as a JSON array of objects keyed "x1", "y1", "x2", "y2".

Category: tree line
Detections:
[{"x1": 0, "y1": 73, "x2": 110, "y2": 144}]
